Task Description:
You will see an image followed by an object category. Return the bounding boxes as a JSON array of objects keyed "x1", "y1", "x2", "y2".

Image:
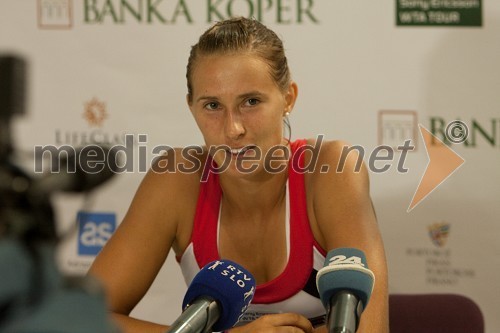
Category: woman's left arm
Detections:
[{"x1": 307, "y1": 139, "x2": 389, "y2": 333}]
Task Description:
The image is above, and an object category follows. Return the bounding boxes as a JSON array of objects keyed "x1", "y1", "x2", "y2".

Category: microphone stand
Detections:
[
  {"x1": 327, "y1": 291, "x2": 364, "y2": 333},
  {"x1": 167, "y1": 297, "x2": 220, "y2": 333}
]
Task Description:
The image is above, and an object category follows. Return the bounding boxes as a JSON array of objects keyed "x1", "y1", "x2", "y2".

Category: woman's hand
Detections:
[{"x1": 228, "y1": 313, "x2": 314, "y2": 333}]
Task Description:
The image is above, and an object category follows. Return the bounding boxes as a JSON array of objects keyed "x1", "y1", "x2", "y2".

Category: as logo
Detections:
[{"x1": 77, "y1": 211, "x2": 116, "y2": 255}]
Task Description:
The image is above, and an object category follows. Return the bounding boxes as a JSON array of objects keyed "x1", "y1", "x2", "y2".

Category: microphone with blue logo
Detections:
[
  {"x1": 166, "y1": 260, "x2": 256, "y2": 333},
  {"x1": 316, "y1": 248, "x2": 375, "y2": 333}
]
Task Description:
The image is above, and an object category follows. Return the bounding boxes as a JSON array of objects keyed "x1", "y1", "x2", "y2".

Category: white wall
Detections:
[{"x1": 1, "y1": 0, "x2": 498, "y2": 331}]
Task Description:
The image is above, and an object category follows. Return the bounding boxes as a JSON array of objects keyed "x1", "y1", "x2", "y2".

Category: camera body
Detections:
[{"x1": 0, "y1": 55, "x2": 118, "y2": 333}]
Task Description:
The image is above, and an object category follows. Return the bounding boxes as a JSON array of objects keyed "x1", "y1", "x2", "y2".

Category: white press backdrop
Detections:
[{"x1": 1, "y1": 0, "x2": 499, "y2": 332}]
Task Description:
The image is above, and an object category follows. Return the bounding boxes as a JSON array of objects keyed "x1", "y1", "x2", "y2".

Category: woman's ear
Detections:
[
  {"x1": 186, "y1": 94, "x2": 193, "y2": 112},
  {"x1": 284, "y1": 81, "x2": 298, "y2": 115}
]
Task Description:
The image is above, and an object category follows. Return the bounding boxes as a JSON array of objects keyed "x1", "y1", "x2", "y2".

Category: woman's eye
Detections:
[
  {"x1": 245, "y1": 98, "x2": 260, "y2": 106},
  {"x1": 204, "y1": 102, "x2": 219, "y2": 110}
]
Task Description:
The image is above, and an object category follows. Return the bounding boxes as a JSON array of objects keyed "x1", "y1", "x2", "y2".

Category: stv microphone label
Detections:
[{"x1": 77, "y1": 211, "x2": 116, "y2": 256}]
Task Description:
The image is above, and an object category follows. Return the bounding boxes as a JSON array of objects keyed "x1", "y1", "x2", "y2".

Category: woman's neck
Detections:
[{"x1": 218, "y1": 167, "x2": 288, "y2": 218}]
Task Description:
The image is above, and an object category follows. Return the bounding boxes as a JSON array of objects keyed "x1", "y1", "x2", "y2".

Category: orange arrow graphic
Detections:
[{"x1": 408, "y1": 125, "x2": 465, "y2": 212}]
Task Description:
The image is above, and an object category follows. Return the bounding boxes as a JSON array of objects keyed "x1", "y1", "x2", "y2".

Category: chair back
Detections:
[{"x1": 389, "y1": 293, "x2": 484, "y2": 333}]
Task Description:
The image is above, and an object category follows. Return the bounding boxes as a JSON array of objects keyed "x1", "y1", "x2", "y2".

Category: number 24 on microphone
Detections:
[{"x1": 328, "y1": 255, "x2": 366, "y2": 267}]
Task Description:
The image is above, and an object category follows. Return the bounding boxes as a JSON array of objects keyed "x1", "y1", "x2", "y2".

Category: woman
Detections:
[{"x1": 89, "y1": 17, "x2": 389, "y2": 333}]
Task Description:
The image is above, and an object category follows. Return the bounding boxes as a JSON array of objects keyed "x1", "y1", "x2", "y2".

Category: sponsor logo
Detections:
[
  {"x1": 430, "y1": 117, "x2": 499, "y2": 148},
  {"x1": 396, "y1": 0, "x2": 482, "y2": 27},
  {"x1": 428, "y1": 221, "x2": 450, "y2": 247},
  {"x1": 83, "y1": 0, "x2": 319, "y2": 24},
  {"x1": 77, "y1": 211, "x2": 116, "y2": 256},
  {"x1": 53, "y1": 96, "x2": 126, "y2": 147},
  {"x1": 83, "y1": 97, "x2": 108, "y2": 127},
  {"x1": 378, "y1": 110, "x2": 418, "y2": 151},
  {"x1": 405, "y1": 223, "x2": 475, "y2": 285},
  {"x1": 39, "y1": 0, "x2": 319, "y2": 27},
  {"x1": 38, "y1": 0, "x2": 73, "y2": 29}
]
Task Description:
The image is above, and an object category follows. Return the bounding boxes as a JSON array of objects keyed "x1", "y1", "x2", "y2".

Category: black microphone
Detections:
[
  {"x1": 316, "y1": 248, "x2": 375, "y2": 333},
  {"x1": 31, "y1": 145, "x2": 119, "y2": 194},
  {"x1": 167, "y1": 260, "x2": 256, "y2": 333},
  {"x1": 0, "y1": 55, "x2": 26, "y2": 118},
  {"x1": 0, "y1": 55, "x2": 27, "y2": 161}
]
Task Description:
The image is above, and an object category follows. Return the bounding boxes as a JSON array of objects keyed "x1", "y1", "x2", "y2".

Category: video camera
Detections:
[{"x1": 0, "y1": 55, "x2": 118, "y2": 333}]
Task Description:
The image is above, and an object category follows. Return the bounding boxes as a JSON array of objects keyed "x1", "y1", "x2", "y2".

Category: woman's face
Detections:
[{"x1": 188, "y1": 53, "x2": 297, "y2": 178}]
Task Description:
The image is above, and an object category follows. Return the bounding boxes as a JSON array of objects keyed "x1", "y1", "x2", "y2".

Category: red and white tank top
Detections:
[{"x1": 177, "y1": 139, "x2": 327, "y2": 327}]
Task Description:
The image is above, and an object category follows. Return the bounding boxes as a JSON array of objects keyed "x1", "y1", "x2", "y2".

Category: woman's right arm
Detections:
[{"x1": 88, "y1": 151, "x2": 195, "y2": 333}]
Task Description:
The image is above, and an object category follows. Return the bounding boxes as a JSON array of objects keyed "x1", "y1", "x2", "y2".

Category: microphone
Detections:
[
  {"x1": 167, "y1": 260, "x2": 256, "y2": 333},
  {"x1": 0, "y1": 55, "x2": 26, "y2": 118},
  {"x1": 0, "y1": 55, "x2": 27, "y2": 160},
  {"x1": 316, "y1": 248, "x2": 375, "y2": 333},
  {"x1": 31, "y1": 145, "x2": 119, "y2": 194}
]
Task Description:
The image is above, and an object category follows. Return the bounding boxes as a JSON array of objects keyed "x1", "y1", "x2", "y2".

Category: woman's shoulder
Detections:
[
  {"x1": 149, "y1": 146, "x2": 209, "y2": 176},
  {"x1": 301, "y1": 137, "x2": 362, "y2": 173},
  {"x1": 301, "y1": 137, "x2": 369, "y2": 195},
  {"x1": 138, "y1": 146, "x2": 210, "y2": 199},
  {"x1": 303, "y1": 137, "x2": 350, "y2": 152}
]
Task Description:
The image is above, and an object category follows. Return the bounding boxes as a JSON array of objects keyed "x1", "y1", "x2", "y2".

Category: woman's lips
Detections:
[{"x1": 226, "y1": 145, "x2": 257, "y2": 157}]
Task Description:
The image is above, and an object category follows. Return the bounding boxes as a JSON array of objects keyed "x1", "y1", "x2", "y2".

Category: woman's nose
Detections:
[{"x1": 224, "y1": 110, "x2": 245, "y2": 140}]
